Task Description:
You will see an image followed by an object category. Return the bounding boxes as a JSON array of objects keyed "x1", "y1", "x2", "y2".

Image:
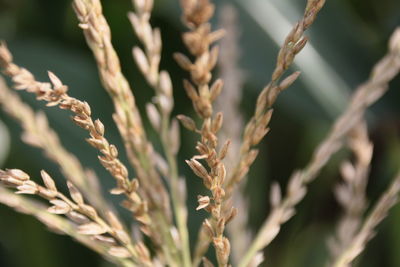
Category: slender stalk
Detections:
[
  {"x1": 128, "y1": 1, "x2": 191, "y2": 264},
  {"x1": 239, "y1": 27, "x2": 400, "y2": 267},
  {"x1": 332, "y1": 172, "x2": 400, "y2": 267},
  {"x1": 160, "y1": 114, "x2": 192, "y2": 267}
]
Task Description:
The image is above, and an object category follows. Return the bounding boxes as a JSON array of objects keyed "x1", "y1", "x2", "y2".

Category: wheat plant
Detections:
[{"x1": 0, "y1": 0, "x2": 400, "y2": 266}]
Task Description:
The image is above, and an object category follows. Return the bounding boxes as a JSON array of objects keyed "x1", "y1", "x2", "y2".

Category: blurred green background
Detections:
[{"x1": 0, "y1": 0, "x2": 399, "y2": 266}]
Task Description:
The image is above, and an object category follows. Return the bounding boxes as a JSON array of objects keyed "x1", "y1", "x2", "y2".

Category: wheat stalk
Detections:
[
  {"x1": 331, "y1": 170, "x2": 400, "y2": 267},
  {"x1": 0, "y1": 76, "x2": 110, "y2": 212},
  {"x1": 128, "y1": 0, "x2": 191, "y2": 265},
  {"x1": 0, "y1": 1, "x2": 399, "y2": 266},
  {"x1": 327, "y1": 122, "x2": 372, "y2": 265},
  {"x1": 239, "y1": 27, "x2": 400, "y2": 267},
  {"x1": 0, "y1": 186, "x2": 132, "y2": 264},
  {"x1": 224, "y1": 0, "x2": 326, "y2": 202},
  {"x1": 71, "y1": 0, "x2": 173, "y2": 229},
  {"x1": 0, "y1": 168, "x2": 151, "y2": 265},
  {"x1": 215, "y1": 4, "x2": 251, "y2": 266},
  {"x1": 0, "y1": 43, "x2": 157, "y2": 244},
  {"x1": 175, "y1": 0, "x2": 237, "y2": 265}
]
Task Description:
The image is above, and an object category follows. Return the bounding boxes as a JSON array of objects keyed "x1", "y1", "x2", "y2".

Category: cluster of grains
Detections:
[
  {"x1": 128, "y1": 0, "x2": 192, "y2": 265},
  {"x1": 224, "y1": 0, "x2": 326, "y2": 198},
  {"x1": 175, "y1": 0, "x2": 237, "y2": 265},
  {"x1": 216, "y1": 5, "x2": 252, "y2": 266},
  {"x1": 0, "y1": 169, "x2": 151, "y2": 266},
  {"x1": 0, "y1": 43, "x2": 153, "y2": 244},
  {"x1": 0, "y1": 77, "x2": 108, "y2": 211},
  {"x1": 0, "y1": 0, "x2": 400, "y2": 266},
  {"x1": 72, "y1": 0, "x2": 171, "y2": 222},
  {"x1": 0, "y1": 186, "x2": 118, "y2": 263},
  {"x1": 327, "y1": 122, "x2": 372, "y2": 266},
  {"x1": 332, "y1": 171, "x2": 400, "y2": 267}
]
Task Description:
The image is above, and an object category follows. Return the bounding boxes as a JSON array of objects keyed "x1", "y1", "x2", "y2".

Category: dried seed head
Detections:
[
  {"x1": 93, "y1": 235, "x2": 116, "y2": 245},
  {"x1": 67, "y1": 181, "x2": 84, "y2": 205},
  {"x1": 146, "y1": 103, "x2": 161, "y2": 130},
  {"x1": 108, "y1": 246, "x2": 131, "y2": 258},
  {"x1": 209, "y1": 79, "x2": 223, "y2": 102},
  {"x1": 186, "y1": 159, "x2": 209, "y2": 180},
  {"x1": 197, "y1": 195, "x2": 210, "y2": 210},
  {"x1": 8, "y1": 169, "x2": 30, "y2": 181},
  {"x1": 94, "y1": 119, "x2": 105, "y2": 136},
  {"x1": 225, "y1": 207, "x2": 238, "y2": 225},
  {"x1": 16, "y1": 182, "x2": 38, "y2": 195},
  {"x1": 219, "y1": 140, "x2": 231, "y2": 160},
  {"x1": 203, "y1": 219, "x2": 214, "y2": 237},
  {"x1": 211, "y1": 112, "x2": 223, "y2": 133},
  {"x1": 181, "y1": 0, "x2": 215, "y2": 27},
  {"x1": 47, "y1": 71, "x2": 63, "y2": 89},
  {"x1": 67, "y1": 211, "x2": 90, "y2": 224},
  {"x1": 174, "y1": 53, "x2": 192, "y2": 70},
  {"x1": 40, "y1": 170, "x2": 57, "y2": 193},
  {"x1": 389, "y1": 27, "x2": 400, "y2": 52},
  {"x1": 132, "y1": 46, "x2": 149, "y2": 74},
  {"x1": 109, "y1": 144, "x2": 119, "y2": 158},
  {"x1": 183, "y1": 79, "x2": 199, "y2": 101},
  {"x1": 216, "y1": 163, "x2": 226, "y2": 184},
  {"x1": 177, "y1": 114, "x2": 197, "y2": 131},
  {"x1": 159, "y1": 71, "x2": 172, "y2": 97},
  {"x1": 213, "y1": 237, "x2": 230, "y2": 266},
  {"x1": 77, "y1": 222, "x2": 107, "y2": 235},
  {"x1": 80, "y1": 204, "x2": 98, "y2": 219},
  {"x1": 48, "y1": 199, "x2": 71, "y2": 214},
  {"x1": 279, "y1": 71, "x2": 301, "y2": 90}
]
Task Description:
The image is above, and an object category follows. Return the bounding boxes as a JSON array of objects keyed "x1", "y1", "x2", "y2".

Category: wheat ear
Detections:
[
  {"x1": 0, "y1": 76, "x2": 110, "y2": 212},
  {"x1": 0, "y1": 43, "x2": 155, "y2": 243},
  {"x1": 225, "y1": 0, "x2": 326, "y2": 201},
  {"x1": 0, "y1": 169, "x2": 152, "y2": 265},
  {"x1": 215, "y1": 4, "x2": 251, "y2": 266},
  {"x1": 128, "y1": 0, "x2": 191, "y2": 265},
  {"x1": 327, "y1": 122, "x2": 372, "y2": 265},
  {"x1": 175, "y1": 0, "x2": 238, "y2": 265},
  {"x1": 0, "y1": 186, "x2": 137, "y2": 265},
  {"x1": 239, "y1": 27, "x2": 400, "y2": 267},
  {"x1": 71, "y1": 0, "x2": 172, "y2": 224},
  {"x1": 331, "y1": 171, "x2": 400, "y2": 267}
]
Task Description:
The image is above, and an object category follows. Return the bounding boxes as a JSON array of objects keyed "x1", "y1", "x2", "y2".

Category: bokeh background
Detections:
[{"x1": 0, "y1": 0, "x2": 400, "y2": 266}]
